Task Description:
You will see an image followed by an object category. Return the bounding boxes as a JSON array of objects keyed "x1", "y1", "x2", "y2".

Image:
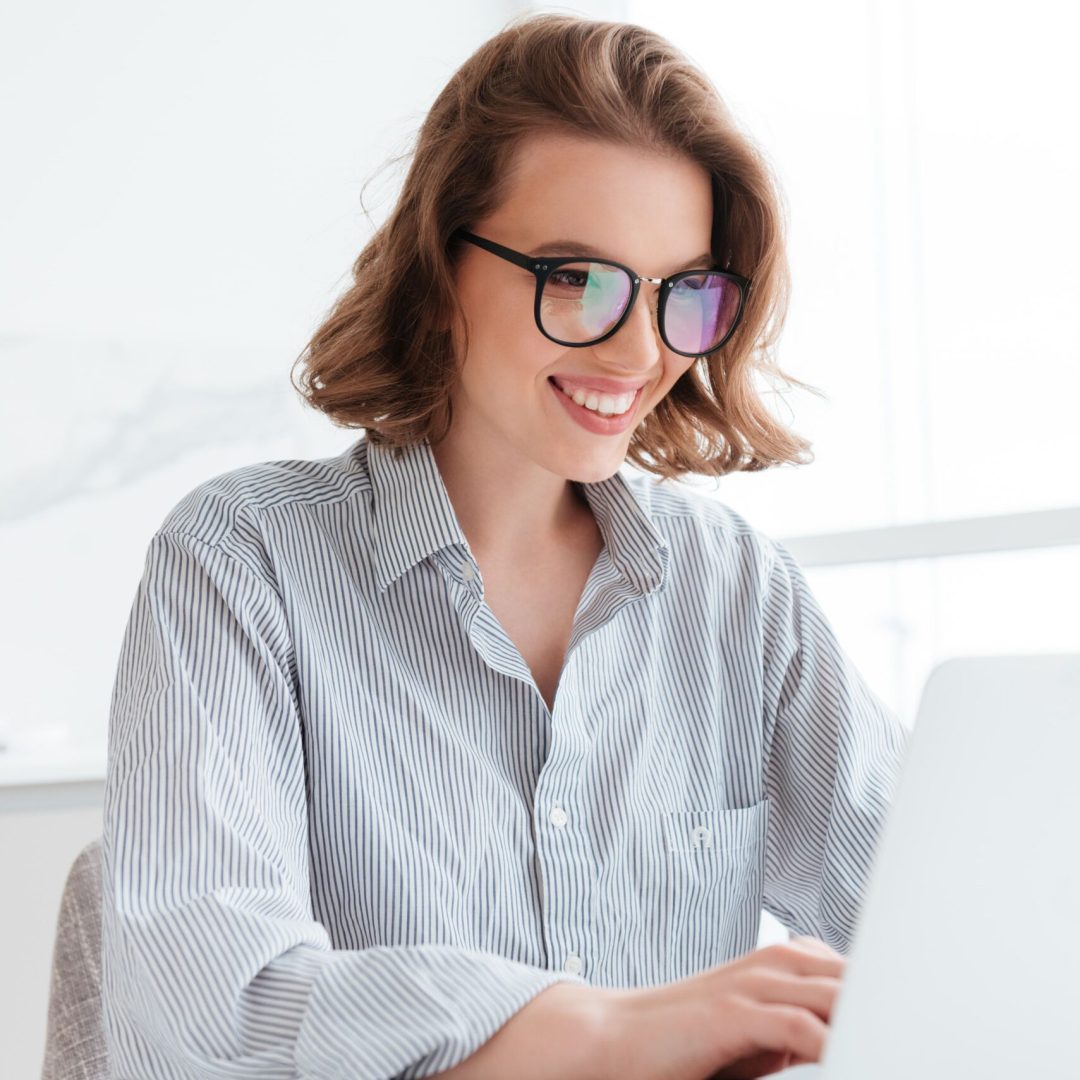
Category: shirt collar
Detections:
[{"x1": 365, "y1": 435, "x2": 670, "y2": 597}]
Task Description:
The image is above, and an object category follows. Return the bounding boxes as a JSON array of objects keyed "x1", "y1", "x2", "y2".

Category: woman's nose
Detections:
[{"x1": 603, "y1": 283, "x2": 662, "y2": 365}]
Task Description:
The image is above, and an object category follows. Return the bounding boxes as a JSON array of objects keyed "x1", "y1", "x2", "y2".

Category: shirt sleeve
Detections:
[
  {"x1": 758, "y1": 538, "x2": 911, "y2": 954},
  {"x1": 101, "y1": 528, "x2": 586, "y2": 1080}
]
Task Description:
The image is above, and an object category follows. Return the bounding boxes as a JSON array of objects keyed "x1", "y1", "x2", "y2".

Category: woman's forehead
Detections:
[{"x1": 489, "y1": 131, "x2": 714, "y2": 270}]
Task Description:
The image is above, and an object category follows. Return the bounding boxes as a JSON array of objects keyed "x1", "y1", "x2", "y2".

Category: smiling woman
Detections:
[
  {"x1": 100, "y1": 12, "x2": 909, "y2": 1080},
  {"x1": 290, "y1": 14, "x2": 819, "y2": 486}
]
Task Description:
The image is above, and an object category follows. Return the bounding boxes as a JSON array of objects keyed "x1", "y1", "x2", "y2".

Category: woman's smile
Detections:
[{"x1": 548, "y1": 374, "x2": 644, "y2": 434}]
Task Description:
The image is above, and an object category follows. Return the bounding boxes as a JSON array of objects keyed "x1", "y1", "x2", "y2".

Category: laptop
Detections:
[{"x1": 774, "y1": 653, "x2": 1080, "y2": 1079}]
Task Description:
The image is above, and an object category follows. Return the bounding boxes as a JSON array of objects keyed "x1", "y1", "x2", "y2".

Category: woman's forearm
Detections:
[{"x1": 430, "y1": 982, "x2": 614, "y2": 1080}]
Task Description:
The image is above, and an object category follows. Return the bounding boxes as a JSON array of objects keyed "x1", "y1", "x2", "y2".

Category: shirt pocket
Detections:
[{"x1": 662, "y1": 798, "x2": 770, "y2": 982}]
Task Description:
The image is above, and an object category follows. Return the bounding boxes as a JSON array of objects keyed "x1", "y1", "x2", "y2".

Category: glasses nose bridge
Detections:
[
  {"x1": 627, "y1": 273, "x2": 669, "y2": 327},
  {"x1": 628, "y1": 271, "x2": 667, "y2": 320},
  {"x1": 619, "y1": 271, "x2": 665, "y2": 346}
]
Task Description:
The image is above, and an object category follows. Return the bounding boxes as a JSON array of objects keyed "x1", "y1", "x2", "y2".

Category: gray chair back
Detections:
[{"x1": 40, "y1": 838, "x2": 109, "y2": 1080}]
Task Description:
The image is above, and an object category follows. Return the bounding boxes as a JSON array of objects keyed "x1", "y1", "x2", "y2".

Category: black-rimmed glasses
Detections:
[{"x1": 453, "y1": 229, "x2": 750, "y2": 358}]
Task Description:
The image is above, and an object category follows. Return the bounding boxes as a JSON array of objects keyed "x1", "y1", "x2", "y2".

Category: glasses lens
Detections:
[
  {"x1": 664, "y1": 273, "x2": 743, "y2": 355},
  {"x1": 539, "y1": 262, "x2": 633, "y2": 344}
]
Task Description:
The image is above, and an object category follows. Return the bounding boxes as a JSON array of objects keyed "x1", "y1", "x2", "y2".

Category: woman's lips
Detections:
[{"x1": 549, "y1": 377, "x2": 643, "y2": 435}]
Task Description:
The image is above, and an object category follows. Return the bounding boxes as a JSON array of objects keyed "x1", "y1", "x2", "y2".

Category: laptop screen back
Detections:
[{"x1": 821, "y1": 653, "x2": 1080, "y2": 1079}]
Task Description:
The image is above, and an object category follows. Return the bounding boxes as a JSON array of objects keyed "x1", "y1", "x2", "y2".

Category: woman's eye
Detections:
[
  {"x1": 675, "y1": 273, "x2": 719, "y2": 291},
  {"x1": 549, "y1": 270, "x2": 588, "y2": 288}
]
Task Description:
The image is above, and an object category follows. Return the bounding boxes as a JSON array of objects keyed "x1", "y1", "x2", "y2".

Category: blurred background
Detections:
[{"x1": 2, "y1": 0, "x2": 1077, "y2": 1073}]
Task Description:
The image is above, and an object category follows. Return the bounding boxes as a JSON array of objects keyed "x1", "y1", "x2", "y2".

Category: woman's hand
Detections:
[{"x1": 596, "y1": 936, "x2": 844, "y2": 1080}]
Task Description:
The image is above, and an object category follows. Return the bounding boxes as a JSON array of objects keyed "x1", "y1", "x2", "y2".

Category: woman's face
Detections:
[{"x1": 448, "y1": 129, "x2": 714, "y2": 484}]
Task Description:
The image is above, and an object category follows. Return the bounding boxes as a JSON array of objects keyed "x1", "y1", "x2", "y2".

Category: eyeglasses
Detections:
[{"x1": 453, "y1": 229, "x2": 750, "y2": 358}]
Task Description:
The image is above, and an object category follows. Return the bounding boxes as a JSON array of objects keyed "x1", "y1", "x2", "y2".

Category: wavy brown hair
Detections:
[{"x1": 290, "y1": 12, "x2": 820, "y2": 479}]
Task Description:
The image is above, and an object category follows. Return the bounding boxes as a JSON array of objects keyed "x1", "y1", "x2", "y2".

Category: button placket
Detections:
[{"x1": 539, "y1": 796, "x2": 589, "y2": 978}]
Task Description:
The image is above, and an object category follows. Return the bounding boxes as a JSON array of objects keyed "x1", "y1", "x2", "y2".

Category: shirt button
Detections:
[
  {"x1": 691, "y1": 825, "x2": 713, "y2": 850},
  {"x1": 549, "y1": 805, "x2": 568, "y2": 828},
  {"x1": 563, "y1": 953, "x2": 583, "y2": 974},
  {"x1": 462, "y1": 565, "x2": 476, "y2": 583}
]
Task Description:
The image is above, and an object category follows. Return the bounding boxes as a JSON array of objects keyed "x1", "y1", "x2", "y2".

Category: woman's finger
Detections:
[
  {"x1": 739, "y1": 969, "x2": 841, "y2": 1023},
  {"x1": 758, "y1": 939, "x2": 846, "y2": 980},
  {"x1": 737, "y1": 1000, "x2": 830, "y2": 1065}
]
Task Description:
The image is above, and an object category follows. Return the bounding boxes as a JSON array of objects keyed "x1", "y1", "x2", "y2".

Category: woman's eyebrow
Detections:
[{"x1": 533, "y1": 238, "x2": 713, "y2": 272}]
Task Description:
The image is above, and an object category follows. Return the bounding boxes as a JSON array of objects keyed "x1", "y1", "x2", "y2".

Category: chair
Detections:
[{"x1": 40, "y1": 838, "x2": 110, "y2": 1080}]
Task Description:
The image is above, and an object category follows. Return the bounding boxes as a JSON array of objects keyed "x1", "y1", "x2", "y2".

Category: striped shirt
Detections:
[{"x1": 101, "y1": 433, "x2": 910, "y2": 1079}]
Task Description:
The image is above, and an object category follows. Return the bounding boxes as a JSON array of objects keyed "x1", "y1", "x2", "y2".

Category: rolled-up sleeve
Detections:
[
  {"x1": 758, "y1": 538, "x2": 911, "y2": 954},
  {"x1": 101, "y1": 529, "x2": 584, "y2": 1080}
]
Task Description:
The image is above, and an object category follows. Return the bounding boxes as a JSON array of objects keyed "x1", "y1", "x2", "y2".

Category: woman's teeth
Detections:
[{"x1": 554, "y1": 381, "x2": 636, "y2": 417}]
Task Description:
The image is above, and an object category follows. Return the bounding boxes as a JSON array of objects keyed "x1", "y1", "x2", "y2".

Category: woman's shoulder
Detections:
[
  {"x1": 154, "y1": 438, "x2": 371, "y2": 551},
  {"x1": 623, "y1": 473, "x2": 811, "y2": 625},
  {"x1": 622, "y1": 468, "x2": 785, "y2": 569}
]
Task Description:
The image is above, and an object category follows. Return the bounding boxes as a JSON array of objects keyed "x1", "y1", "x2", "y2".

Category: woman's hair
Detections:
[{"x1": 290, "y1": 12, "x2": 820, "y2": 479}]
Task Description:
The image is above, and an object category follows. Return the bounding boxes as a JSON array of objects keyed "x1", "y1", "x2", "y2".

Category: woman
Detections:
[{"x1": 101, "y1": 13, "x2": 909, "y2": 1080}]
